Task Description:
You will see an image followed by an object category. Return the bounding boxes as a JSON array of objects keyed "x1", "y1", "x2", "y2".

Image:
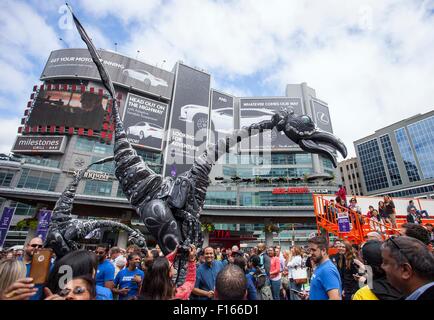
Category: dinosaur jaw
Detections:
[{"x1": 298, "y1": 130, "x2": 347, "y2": 168}]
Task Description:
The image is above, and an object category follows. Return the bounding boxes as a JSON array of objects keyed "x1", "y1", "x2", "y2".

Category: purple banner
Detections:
[
  {"x1": 35, "y1": 210, "x2": 52, "y2": 242},
  {"x1": 0, "y1": 207, "x2": 16, "y2": 248},
  {"x1": 337, "y1": 212, "x2": 350, "y2": 233}
]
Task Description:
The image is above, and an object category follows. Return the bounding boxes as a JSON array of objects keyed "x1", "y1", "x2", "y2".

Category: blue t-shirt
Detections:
[
  {"x1": 309, "y1": 259, "x2": 342, "y2": 300},
  {"x1": 245, "y1": 272, "x2": 257, "y2": 300},
  {"x1": 96, "y1": 285, "x2": 113, "y2": 300},
  {"x1": 96, "y1": 259, "x2": 115, "y2": 287},
  {"x1": 193, "y1": 261, "x2": 224, "y2": 300},
  {"x1": 114, "y1": 268, "x2": 144, "y2": 300}
]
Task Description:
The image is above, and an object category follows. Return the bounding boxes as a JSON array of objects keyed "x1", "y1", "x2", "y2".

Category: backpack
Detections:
[{"x1": 250, "y1": 271, "x2": 272, "y2": 300}]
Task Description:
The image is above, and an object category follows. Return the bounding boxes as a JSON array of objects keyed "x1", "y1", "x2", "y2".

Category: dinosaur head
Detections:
[{"x1": 275, "y1": 110, "x2": 347, "y2": 167}]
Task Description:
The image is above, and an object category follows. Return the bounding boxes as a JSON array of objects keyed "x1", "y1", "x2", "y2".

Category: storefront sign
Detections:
[
  {"x1": 12, "y1": 136, "x2": 66, "y2": 153},
  {"x1": 272, "y1": 187, "x2": 330, "y2": 194},
  {"x1": 73, "y1": 169, "x2": 110, "y2": 181},
  {"x1": 272, "y1": 187, "x2": 310, "y2": 194},
  {"x1": 210, "y1": 230, "x2": 231, "y2": 239}
]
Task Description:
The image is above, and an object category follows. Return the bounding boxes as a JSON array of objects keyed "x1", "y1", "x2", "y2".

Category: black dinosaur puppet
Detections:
[
  {"x1": 44, "y1": 156, "x2": 147, "y2": 258},
  {"x1": 51, "y1": 5, "x2": 347, "y2": 285}
]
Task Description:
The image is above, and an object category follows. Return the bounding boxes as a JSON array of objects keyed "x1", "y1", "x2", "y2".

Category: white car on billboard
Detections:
[
  {"x1": 123, "y1": 69, "x2": 168, "y2": 87},
  {"x1": 179, "y1": 104, "x2": 279, "y2": 134},
  {"x1": 126, "y1": 121, "x2": 164, "y2": 140}
]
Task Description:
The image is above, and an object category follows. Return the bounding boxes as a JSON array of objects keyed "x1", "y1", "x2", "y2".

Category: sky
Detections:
[{"x1": 1, "y1": 0, "x2": 434, "y2": 160}]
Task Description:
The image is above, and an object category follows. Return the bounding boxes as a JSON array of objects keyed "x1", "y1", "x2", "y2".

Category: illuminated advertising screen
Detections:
[{"x1": 27, "y1": 89, "x2": 108, "y2": 130}]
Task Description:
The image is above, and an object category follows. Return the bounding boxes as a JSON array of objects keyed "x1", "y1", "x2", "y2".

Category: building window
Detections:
[
  {"x1": 357, "y1": 139, "x2": 389, "y2": 192},
  {"x1": 379, "y1": 134, "x2": 402, "y2": 186},
  {"x1": 76, "y1": 137, "x2": 113, "y2": 155},
  {"x1": 91, "y1": 156, "x2": 115, "y2": 174},
  {"x1": 116, "y1": 186, "x2": 127, "y2": 198},
  {"x1": 19, "y1": 155, "x2": 60, "y2": 168},
  {"x1": 17, "y1": 169, "x2": 59, "y2": 191},
  {"x1": 83, "y1": 180, "x2": 113, "y2": 197},
  {"x1": 0, "y1": 171, "x2": 14, "y2": 186},
  {"x1": 240, "y1": 192, "x2": 314, "y2": 207},
  {"x1": 134, "y1": 148, "x2": 162, "y2": 165},
  {"x1": 407, "y1": 115, "x2": 434, "y2": 179},
  {"x1": 205, "y1": 191, "x2": 237, "y2": 206},
  {"x1": 395, "y1": 128, "x2": 421, "y2": 182},
  {"x1": 8, "y1": 201, "x2": 36, "y2": 216}
]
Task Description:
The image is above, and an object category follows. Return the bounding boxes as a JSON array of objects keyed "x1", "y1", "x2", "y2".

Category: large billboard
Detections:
[
  {"x1": 12, "y1": 136, "x2": 67, "y2": 153},
  {"x1": 41, "y1": 49, "x2": 174, "y2": 100},
  {"x1": 122, "y1": 93, "x2": 168, "y2": 151},
  {"x1": 239, "y1": 97, "x2": 303, "y2": 150},
  {"x1": 27, "y1": 89, "x2": 108, "y2": 130},
  {"x1": 209, "y1": 90, "x2": 235, "y2": 145},
  {"x1": 312, "y1": 99, "x2": 333, "y2": 133},
  {"x1": 163, "y1": 63, "x2": 211, "y2": 177}
]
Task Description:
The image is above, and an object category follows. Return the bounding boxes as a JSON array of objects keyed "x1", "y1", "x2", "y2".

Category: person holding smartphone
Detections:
[
  {"x1": 21, "y1": 237, "x2": 51, "y2": 300},
  {"x1": 113, "y1": 253, "x2": 144, "y2": 300}
]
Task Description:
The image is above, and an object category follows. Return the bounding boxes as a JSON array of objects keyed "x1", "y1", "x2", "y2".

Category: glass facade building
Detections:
[
  {"x1": 355, "y1": 111, "x2": 434, "y2": 198},
  {"x1": 356, "y1": 139, "x2": 389, "y2": 192},
  {"x1": 407, "y1": 116, "x2": 434, "y2": 179},
  {"x1": 0, "y1": 49, "x2": 340, "y2": 249}
]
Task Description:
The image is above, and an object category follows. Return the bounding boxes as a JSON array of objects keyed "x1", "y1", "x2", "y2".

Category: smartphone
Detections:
[
  {"x1": 29, "y1": 248, "x2": 52, "y2": 284},
  {"x1": 290, "y1": 289, "x2": 303, "y2": 294}
]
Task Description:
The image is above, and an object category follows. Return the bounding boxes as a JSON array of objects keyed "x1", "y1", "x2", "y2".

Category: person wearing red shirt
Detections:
[
  {"x1": 336, "y1": 185, "x2": 347, "y2": 205},
  {"x1": 268, "y1": 247, "x2": 281, "y2": 300}
]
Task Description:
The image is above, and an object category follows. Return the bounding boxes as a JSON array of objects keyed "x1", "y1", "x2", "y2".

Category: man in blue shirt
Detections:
[
  {"x1": 113, "y1": 253, "x2": 144, "y2": 300},
  {"x1": 22, "y1": 237, "x2": 53, "y2": 300},
  {"x1": 95, "y1": 246, "x2": 115, "y2": 291},
  {"x1": 300, "y1": 236, "x2": 342, "y2": 300},
  {"x1": 191, "y1": 247, "x2": 224, "y2": 300}
]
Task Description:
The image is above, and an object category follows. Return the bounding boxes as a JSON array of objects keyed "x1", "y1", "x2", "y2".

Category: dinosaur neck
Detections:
[
  {"x1": 187, "y1": 117, "x2": 279, "y2": 209},
  {"x1": 51, "y1": 164, "x2": 92, "y2": 221}
]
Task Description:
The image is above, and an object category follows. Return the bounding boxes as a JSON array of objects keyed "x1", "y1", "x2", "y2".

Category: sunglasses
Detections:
[
  {"x1": 58, "y1": 286, "x2": 88, "y2": 297},
  {"x1": 30, "y1": 244, "x2": 43, "y2": 248},
  {"x1": 95, "y1": 251, "x2": 106, "y2": 255}
]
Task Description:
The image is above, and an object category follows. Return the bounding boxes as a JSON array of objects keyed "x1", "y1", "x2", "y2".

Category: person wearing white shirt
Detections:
[{"x1": 287, "y1": 246, "x2": 304, "y2": 300}]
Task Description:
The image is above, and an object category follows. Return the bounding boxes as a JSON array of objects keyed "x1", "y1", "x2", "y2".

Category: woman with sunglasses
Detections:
[
  {"x1": 46, "y1": 250, "x2": 113, "y2": 300},
  {"x1": 140, "y1": 245, "x2": 197, "y2": 300},
  {"x1": 45, "y1": 275, "x2": 96, "y2": 300}
]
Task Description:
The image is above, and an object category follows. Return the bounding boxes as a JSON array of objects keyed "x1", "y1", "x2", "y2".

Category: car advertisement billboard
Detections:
[
  {"x1": 209, "y1": 90, "x2": 235, "y2": 145},
  {"x1": 163, "y1": 63, "x2": 211, "y2": 177},
  {"x1": 312, "y1": 99, "x2": 333, "y2": 133},
  {"x1": 27, "y1": 89, "x2": 108, "y2": 130},
  {"x1": 239, "y1": 97, "x2": 303, "y2": 150},
  {"x1": 41, "y1": 49, "x2": 174, "y2": 100},
  {"x1": 122, "y1": 93, "x2": 168, "y2": 151}
]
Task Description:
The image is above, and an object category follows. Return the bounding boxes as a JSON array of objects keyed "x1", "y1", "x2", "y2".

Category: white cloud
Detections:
[
  {"x1": 77, "y1": 0, "x2": 161, "y2": 24},
  {"x1": 0, "y1": 118, "x2": 21, "y2": 154},
  {"x1": 2, "y1": 0, "x2": 434, "y2": 161},
  {"x1": 0, "y1": 0, "x2": 61, "y2": 118}
]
